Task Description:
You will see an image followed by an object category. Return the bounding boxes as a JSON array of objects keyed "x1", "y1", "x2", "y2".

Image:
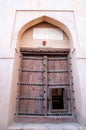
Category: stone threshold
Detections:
[{"x1": 8, "y1": 123, "x2": 86, "y2": 130}]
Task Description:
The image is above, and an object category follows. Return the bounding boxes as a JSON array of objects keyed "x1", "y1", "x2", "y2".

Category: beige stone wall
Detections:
[{"x1": 0, "y1": 0, "x2": 86, "y2": 129}]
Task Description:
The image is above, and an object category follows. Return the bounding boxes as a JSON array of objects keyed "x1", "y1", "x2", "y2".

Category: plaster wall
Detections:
[
  {"x1": 20, "y1": 22, "x2": 69, "y2": 48},
  {"x1": 0, "y1": 58, "x2": 13, "y2": 130},
  {"x1": 0, "y1": 0, "x2": 86, "y2": 130},
  {"x1": 76, "y1": 58, "x2": 86, "y2": 124}
]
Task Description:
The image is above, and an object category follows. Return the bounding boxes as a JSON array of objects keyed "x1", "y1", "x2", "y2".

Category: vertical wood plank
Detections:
[
  {"x1": 43, "y1": 56, "x2": 48, "y2": 116},
  {"x1": 16, "y1": 54, "x2": 23, "y2": 114}
]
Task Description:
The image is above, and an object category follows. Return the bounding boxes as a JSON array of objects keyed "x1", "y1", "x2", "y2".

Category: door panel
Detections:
[
  {"x1": 18, "y1": 55, "x2": 44, "y2": 115},
  {"x1": 48, "y1": 73, "x2": 69, "y2": 84},
  {"x1": 47, "y1": 56, "x2": 69, "y2": 85}
]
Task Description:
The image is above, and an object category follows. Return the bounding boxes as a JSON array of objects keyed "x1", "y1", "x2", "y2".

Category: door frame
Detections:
[{"x1": 14, "y1": 47, "x2": 76, "y2": 123}]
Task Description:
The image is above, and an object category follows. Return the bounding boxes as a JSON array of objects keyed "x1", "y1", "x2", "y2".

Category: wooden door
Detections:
[
  {"x1": 47, "y1": 55, "x2": 70, "y2": 115},
  {"x1": 15, "y1": 49, "x2": 76, "y2": 123},
  {"x1": 17, "y1": 55, "x2": 45, "y2": 116}
]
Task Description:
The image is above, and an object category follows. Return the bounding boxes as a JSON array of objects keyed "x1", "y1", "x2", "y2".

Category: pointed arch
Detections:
[{"x1": 18, "y1": 15, "x2": 72, "y2": 42}]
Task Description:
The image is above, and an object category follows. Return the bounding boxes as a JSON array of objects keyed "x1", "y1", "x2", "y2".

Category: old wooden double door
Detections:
[{"x1": 16, "y1": 49, "x2": 73, "y2": 122}]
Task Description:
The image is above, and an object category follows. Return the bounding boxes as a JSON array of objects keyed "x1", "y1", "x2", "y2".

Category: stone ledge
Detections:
[{"x1": 8, "y1": 123, "x2": 86, "y2": 130}]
